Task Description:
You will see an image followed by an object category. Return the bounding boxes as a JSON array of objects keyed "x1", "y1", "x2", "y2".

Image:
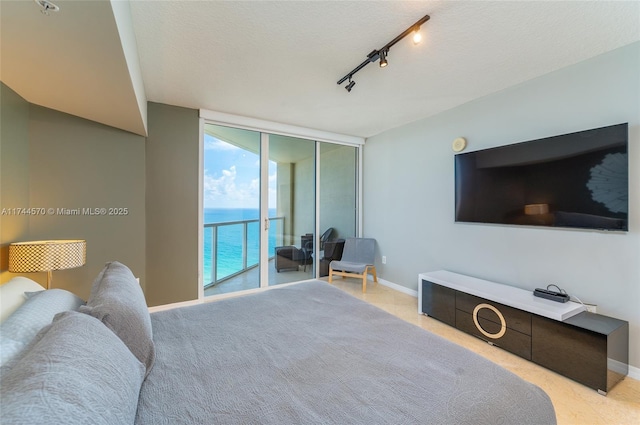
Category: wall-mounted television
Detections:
[{"x1": 455, "y1": 123, "x2": 628, "y2": 231}]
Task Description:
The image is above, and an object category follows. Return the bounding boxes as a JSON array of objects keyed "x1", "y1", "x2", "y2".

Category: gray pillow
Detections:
[
  {"x1": 0, "y1": 289, "x2": 85, "y2": 367},
  {"x1": 0, "y1": 311, "x2": 145, "y2": 425},
  {"x1": 79, "y1": 261, "x2": 155, "y2": 375}
]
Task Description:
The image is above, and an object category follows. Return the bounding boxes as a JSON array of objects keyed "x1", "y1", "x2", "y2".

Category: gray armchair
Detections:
[{"x1": 328, "y1": 238, "x2": 377, "y2": 292}]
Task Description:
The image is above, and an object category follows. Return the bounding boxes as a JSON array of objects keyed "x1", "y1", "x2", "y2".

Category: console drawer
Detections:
[
  {"x1": 421, "y1": 279, "x2": 456, "y2": 326},
  {"x1": 456, "y1": 292, "x2": 531, "y2": 336},
  {"x1": 456, "y1": 310, "x2": 532, "y2": 360}
]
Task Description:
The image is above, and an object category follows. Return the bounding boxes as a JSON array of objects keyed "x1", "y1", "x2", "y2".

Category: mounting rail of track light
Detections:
[{"x1": 337, "y1": 14, "x2": 430, "y2": 92}]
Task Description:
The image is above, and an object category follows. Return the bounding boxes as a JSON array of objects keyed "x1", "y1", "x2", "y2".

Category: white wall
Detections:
[{"x1": 363, "y1": 42, "x2": 640, "y2": 369}]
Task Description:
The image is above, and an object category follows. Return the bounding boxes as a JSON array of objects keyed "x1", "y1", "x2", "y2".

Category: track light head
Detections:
[
  {"x1": 412, "y1": 27, "x2": 422, "y2": 44},
  {"x1": 379, "y1": 50, "x2": 388, "y2": 68},
  {"x1": 345, "y1": 79, "x2": 356, "y2": 92}
]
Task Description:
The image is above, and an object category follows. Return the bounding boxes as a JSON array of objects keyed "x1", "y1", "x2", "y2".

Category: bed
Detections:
[{"x1": 1, "y1": 262, "x2": 556, "y2": 424}]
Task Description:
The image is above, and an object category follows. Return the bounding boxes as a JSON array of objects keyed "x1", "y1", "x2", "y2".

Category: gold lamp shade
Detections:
[{"x1": 8, "y1": 240, "x2": 86, "y2": 289}]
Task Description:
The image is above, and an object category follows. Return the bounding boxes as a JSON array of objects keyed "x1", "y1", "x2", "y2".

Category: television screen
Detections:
[{"x1": 455, "y1": 123, "x2": 628, "y2": 231}]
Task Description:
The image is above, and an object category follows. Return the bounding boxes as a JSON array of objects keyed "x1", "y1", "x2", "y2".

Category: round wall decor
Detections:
[{"x1": 452, "y1": 137, "x2": 467, "y2": 152}]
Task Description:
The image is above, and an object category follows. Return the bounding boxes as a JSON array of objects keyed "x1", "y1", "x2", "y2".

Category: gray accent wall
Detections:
[
  {"x1": 145, "y1": 102, "x2": 200, "y2": 306},
  {"x1": 27, "y1": 105, "x2": 146, "y2": 299},
  {"x1": 363, "y1": 42, "x2": 640, "y2": 369},
  {"x1": 1, "y1": 95, "x2": 200, "y2": 305},
  {"x1": 0, "y1": 83, "x2": 30, "y2": 283},
  {"x1": 0, "y1": 86, "x2": 146, "y2": 298}
]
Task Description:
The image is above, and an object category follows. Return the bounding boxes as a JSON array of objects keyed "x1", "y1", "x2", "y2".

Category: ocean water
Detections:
[{"x1": 203, "y1": 208, "x2": 277, "y2": 284}]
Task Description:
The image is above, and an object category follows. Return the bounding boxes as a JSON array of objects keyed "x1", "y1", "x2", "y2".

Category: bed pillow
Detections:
[
  {"x1": 79, "y1": 261, "x2": 155, "y2": 375},
  {"x1": 0, "y1": 311, "x2": 145, "y2": 425},
  {"x1": 0, "y1": 277, "x2": 46, "y2": 323},
  {"x1": 0, "y1": 289, "x2": 85, "y2": 367}
]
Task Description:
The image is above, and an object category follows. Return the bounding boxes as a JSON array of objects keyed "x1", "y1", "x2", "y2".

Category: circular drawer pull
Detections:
[{"x1": 473, "y1": 303, "x2": 506, "y2": 339}]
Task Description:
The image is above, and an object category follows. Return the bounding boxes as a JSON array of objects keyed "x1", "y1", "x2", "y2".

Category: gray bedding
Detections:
[{"x1": 136, "y1": 280, "x2": 556, "y2": 424}]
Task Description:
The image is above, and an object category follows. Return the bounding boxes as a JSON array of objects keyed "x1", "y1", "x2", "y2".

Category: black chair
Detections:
[
  {"x1": 301, "y1": 228, "x2": 334, "y2": 271},
  {"x1": 319, "y1": 228, "x2": 334, "y2": 250},
  {"x1": 300, "y1": 233, "x2": 313, "y2": 268},
  {"x1": 319, "y1": 239, "x2": 345, "y2": 277},
  {"x1": 275, "y1": 228, "x2": 335, "y2": 273},
  {"x1": 274, "y1": 246, "x2": 305, "y2": 272}
]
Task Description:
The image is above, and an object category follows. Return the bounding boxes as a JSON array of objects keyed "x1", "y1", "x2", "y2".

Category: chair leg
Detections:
[
  {"x1": 360, "y1": 266, "x2": 378, "y2": 293},
  {"x1": 328, "y1": 268, "x2": 333, "y2": 283}
]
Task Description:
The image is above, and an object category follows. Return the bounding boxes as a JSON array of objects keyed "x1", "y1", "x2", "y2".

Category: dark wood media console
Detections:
[{"x1": 419, "y1": 271, "x2": 629, "y2": 395}]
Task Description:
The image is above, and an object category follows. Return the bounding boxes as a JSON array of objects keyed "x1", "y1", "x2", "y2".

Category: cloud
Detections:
[
  {"x1": 204, "y1": 166, "x2": 259, "y2": 206},
  {"x1": 204, "y1": 166, "x2": 237, "y2": 196},
  {"x1": 203, "y1": 157, "x2": 279, "y2": 209}
]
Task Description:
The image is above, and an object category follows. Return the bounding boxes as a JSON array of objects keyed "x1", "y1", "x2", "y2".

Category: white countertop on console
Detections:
[{"x1": 419, "y1": 270, "x2": 585, "y2": 321}]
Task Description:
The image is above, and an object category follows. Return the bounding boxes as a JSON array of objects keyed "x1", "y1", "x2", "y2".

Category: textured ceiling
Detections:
[
  {"x1": 130, "y1": 0, "x2": 639, "y2": 138},
  {"x1": 2, "y1": 1, "x2": 639, "y2": 139}
]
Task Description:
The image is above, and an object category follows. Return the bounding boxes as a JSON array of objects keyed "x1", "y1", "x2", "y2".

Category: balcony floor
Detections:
[{"x1": 204, "y1": 258, "x2": 314, "y2": 296}]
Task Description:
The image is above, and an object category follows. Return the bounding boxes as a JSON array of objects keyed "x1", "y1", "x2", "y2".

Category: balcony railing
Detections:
[{"x1": 204, "y1": 216, "x2": 284, "y2": 288}]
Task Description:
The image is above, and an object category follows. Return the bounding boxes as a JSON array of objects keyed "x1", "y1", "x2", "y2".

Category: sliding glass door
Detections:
[
  {"x1": 202, "y1": 125, "x2": 263, "y2": 296},
  {"x1": 268, "y1": 135, "x2": 316, "y2": 286},
  {"x1": 202, "y1": 122, "x2": 358, "y2": 297}
]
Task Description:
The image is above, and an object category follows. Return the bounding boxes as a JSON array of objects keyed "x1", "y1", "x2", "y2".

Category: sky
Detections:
[{"x1": 203, "y1": 133, "x2": 277, "y2": 209}]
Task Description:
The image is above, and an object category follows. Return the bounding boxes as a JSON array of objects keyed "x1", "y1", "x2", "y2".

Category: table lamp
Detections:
[{"x1": 8, "y1": 240, "x2": 86, "y2": 289}]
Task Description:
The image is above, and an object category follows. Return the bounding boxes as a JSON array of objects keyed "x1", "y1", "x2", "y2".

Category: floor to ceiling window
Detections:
[
  {"x1": 202, "y1": 120, "x2": 359, "y2": 297},
  {"x1": 202, "y1": 125, "x2": 263, "y2": 296}
]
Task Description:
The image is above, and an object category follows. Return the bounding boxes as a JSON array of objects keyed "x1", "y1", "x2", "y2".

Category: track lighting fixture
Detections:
[
  {"x1": 337, "y1": 14, "x2": 430, "y2": 92},
  {"x1": 345, "y1": 78, "x2": 356, "y2": 92}
]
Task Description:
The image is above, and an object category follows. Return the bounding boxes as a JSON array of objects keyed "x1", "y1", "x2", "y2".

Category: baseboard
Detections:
[
  {"x1": 148, "y1": 298, "x2": 201, "y2": 313},
  {"x1": 628, "y1": 365, "x2": 640, "y2": 381},
  {"x1": 377, "y1": 277, "x2": 418, "y2": 298}
]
